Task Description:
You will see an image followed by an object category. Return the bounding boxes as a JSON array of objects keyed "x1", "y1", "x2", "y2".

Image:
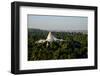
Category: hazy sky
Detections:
[{"x1": 28, "y1": 15, "x2": 88, "y2": 31}]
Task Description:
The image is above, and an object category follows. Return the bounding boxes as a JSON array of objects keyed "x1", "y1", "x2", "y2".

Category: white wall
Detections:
[{"x1": 0, "y1": 0, "x2": 99, "y2": 76}]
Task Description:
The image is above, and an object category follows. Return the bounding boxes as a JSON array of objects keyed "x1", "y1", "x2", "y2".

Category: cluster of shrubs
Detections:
[{"x1": 28, "y1": 31, "x2": 88, "y2": 61}]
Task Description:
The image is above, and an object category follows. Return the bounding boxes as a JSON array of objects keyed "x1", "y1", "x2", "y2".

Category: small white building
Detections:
[{"x1": 36, "y1": 32, "x2": 64, "y2": 43}]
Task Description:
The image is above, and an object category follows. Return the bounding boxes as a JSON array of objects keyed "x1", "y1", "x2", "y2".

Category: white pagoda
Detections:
[{"x1": 35, "y1": 32, "x2": 64, "y2": 43}]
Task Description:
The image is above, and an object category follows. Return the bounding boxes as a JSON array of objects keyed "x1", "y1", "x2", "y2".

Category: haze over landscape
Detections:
[{"x1": 28, "y1": 15, "x2": 88, "y2": 32}]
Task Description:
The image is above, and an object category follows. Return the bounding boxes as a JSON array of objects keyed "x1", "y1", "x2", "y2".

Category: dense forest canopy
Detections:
[{"x1": 28, "y1": 28, "x2": 88, "y2": 61}]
